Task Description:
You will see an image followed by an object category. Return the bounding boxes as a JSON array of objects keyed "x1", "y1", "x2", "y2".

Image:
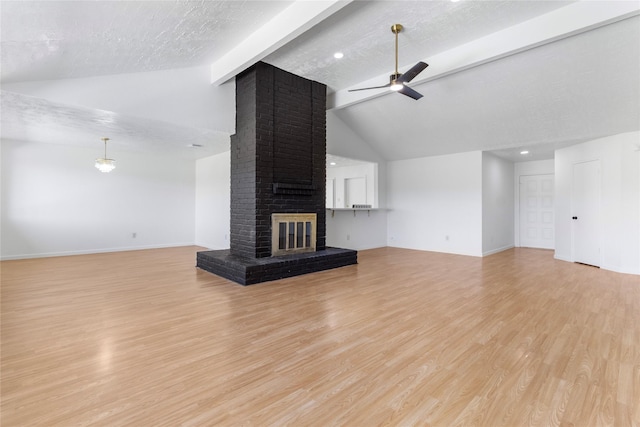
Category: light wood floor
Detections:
[{"x1": 1, "y1": 246, "x2": 639, "y2": 426}]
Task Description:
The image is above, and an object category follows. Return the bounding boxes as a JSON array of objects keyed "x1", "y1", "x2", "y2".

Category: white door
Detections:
[
  {"x1": 345, "y1": 177, "x2": 366, "y2": 208},
  {"x1": 572, "y1": 160, "x2": 601, "y2": 266},
  {"x1": 519, "y1": 174, "x2": 554, "y2": 249}
]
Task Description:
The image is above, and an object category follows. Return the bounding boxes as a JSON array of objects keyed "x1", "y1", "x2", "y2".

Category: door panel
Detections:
[
  {"x1": 519, "y1": 174, "x2": 554, "y2": 249},
  {"x1": 572, "y1": 161, "x2": 601, "y2": 266}
]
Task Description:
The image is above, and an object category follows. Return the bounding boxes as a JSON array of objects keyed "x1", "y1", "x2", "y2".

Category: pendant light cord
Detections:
[{"x1": 102, "y1": 137, "x2": 109, "y2": 159}]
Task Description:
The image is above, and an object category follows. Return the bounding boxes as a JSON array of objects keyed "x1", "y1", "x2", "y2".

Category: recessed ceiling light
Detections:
[
  {"x1": 189, "y1": 144, "x2": 203, "y2": 148},
  {"x1": 330, "y1": 162, "x2": 337, "y2": 166},
  {"x1": 333, "y1": 52, "x2": 344, "y2": 59},
  {"x1": 520, "y1": 150, "x2": 529, "y2": 155},
  {"x1": 451, "y1": 0, "x2": 460, "y2": 2}
]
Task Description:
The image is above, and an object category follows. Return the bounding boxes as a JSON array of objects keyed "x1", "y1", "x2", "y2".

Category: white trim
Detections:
[
  {"x1": 483, "y1": 245, "x2": 514, "y2": 257},
  {"x1": 0, "y1": 242, "x2": 196, "y2": 261},
  {"x1": 600, "y1": 263, "x2": 640, "y2": 276}
]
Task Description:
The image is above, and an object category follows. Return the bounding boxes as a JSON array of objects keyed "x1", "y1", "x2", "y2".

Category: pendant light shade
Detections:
[{"x1": 95, "y1": 137, "x2": 116, "y2": 173}]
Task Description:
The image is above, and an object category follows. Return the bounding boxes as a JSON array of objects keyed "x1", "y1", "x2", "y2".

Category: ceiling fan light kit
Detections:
[
  {"x1": 389, "y1": 72, "x2": 403, "y2": 91},
  {"x1": 349, "y1": 23, "x2": 428, "y2": 100}
]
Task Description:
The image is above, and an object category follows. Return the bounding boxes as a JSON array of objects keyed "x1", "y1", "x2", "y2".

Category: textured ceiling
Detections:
[
  {"x1": 264, "y1": 0, "x2": 573, "y2": 92},
  {"x1": 1, "y1": 0, "x2": 639, "y2": 163},
  {"x1": 1, "y1": 91, "x2": 230, "y2": 159},
  {"x1": 1, "y1": 0, "x2": 294, "y2": 83},
  {"x1": 335, "y1": 15, "x2": 640, "y2": 161}
]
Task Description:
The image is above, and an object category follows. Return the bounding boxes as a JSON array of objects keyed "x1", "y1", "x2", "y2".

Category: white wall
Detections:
[
  {"x1": 515, "y1": 159, "x2": 555, "y2": 176},
  {"x1": 195, "y1": 151, "x2": 230, "y2": 249},
  {"x1": 482, "y1": 152, "x2": 515, "y2": 255},
  {"x1": 326, "y1": 110, "x2": 387, "y2": 249},
  {"x1": 387, "y1": 151, "x2": 483, "y2": 256},
  {"x1": 555, "y1": 131, "x2": 640, "y2": 274},
  {"x1": 514, "y1": 159, "x2": 555, "y2": 247},
  {"x1": 327, "y1": 111, "x2": 384, "y2": 164},
  {"x1": 326, "y1": 210, "x2": 387, "y2": 250},
  {"x1": 1, "y1": 139, "x2": 196, "y2": 260}
]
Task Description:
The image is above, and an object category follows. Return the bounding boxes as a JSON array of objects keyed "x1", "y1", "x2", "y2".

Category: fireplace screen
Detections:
[{"x1": 271, "y1": 213, "x2": 317, "y2": 256}]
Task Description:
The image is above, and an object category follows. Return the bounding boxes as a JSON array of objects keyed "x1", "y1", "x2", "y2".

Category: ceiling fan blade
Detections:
[
  {"x1": 348, "y1": 83, "x2": 391, "y2": 92},
  {"x1": 397, "y1": 62, "x2": 428, "y2": 84},
  {"x1": 398, "y1": 85, "x2": 423, "y2": 100}
]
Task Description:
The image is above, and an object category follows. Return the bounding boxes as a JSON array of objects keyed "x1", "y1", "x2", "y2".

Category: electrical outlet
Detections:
[
  {"x1": 347, "y1": 234, "x2": 350, "y2": 241},
  {"x1": 132, "y1": 232, "x2": 137, "y2": 238},
  {"x1": 445, "y1": 235, "x2": 449, "y2": 241}
]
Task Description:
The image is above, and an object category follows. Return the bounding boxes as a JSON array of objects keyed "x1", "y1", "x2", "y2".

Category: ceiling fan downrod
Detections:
[{"x1": 391, "y1": 24, "x2": 403, "y2": 79}]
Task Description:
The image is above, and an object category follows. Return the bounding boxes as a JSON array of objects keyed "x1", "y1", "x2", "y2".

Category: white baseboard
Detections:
[
  {"x1": 554, "y1": 253, "x2": 572, "y2": 262},
  {"x1": 0, "y1": 242, "x2": 196, "y2": 261},
  {"x1": 554, "y1": 255, "x2": 639, "y2": 276},
  {"x1": 482, "y1": 245, "x2": 514, "y2": 257},
  {"x1": 600, "y1": 263, "x2": 640, "y2": 276}
]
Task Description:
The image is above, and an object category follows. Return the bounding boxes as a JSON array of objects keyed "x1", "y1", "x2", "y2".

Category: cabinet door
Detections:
[{"x1": 345, "y1": 177, "x2": 366, "y2": 208}]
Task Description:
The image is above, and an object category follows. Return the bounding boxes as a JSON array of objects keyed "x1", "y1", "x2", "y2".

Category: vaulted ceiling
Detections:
[{"x1": 1, "y1": 1, "x2": 639, "y2": 162}]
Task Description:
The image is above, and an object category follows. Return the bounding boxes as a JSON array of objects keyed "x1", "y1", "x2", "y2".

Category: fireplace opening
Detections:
[{"x1": 272, "y1": 213, "x2": 316, "y2": 256}]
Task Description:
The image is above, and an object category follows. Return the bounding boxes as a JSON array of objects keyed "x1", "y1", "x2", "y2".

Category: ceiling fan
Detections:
[{"x1": 349, "y1": 24, "x2": 428, "y2": 100}]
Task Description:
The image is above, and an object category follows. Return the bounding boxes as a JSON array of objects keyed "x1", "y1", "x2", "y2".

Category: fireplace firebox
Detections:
[{"x1": 272, "y1": 213, "x2": 316, "y2": 256}]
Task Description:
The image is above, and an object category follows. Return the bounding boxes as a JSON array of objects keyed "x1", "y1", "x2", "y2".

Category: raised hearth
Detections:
[{"x1": 197, "y1": 247, "x2": 357, "y2": 286}]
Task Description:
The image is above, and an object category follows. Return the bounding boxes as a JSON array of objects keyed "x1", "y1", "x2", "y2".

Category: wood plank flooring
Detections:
[{"x1": 1, "y1": 246, "x2": 639, "y2": 426}]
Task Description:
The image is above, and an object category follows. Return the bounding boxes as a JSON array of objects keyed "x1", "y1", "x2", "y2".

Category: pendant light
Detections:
[{"x1": 95, "y1": 137, "x2": 116, "y2": 173}]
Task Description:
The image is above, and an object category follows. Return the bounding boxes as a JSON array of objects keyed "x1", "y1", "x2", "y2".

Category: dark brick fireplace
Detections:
[{"x1": 197, "y1": 62, "x2": 357, "y2": 285}]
